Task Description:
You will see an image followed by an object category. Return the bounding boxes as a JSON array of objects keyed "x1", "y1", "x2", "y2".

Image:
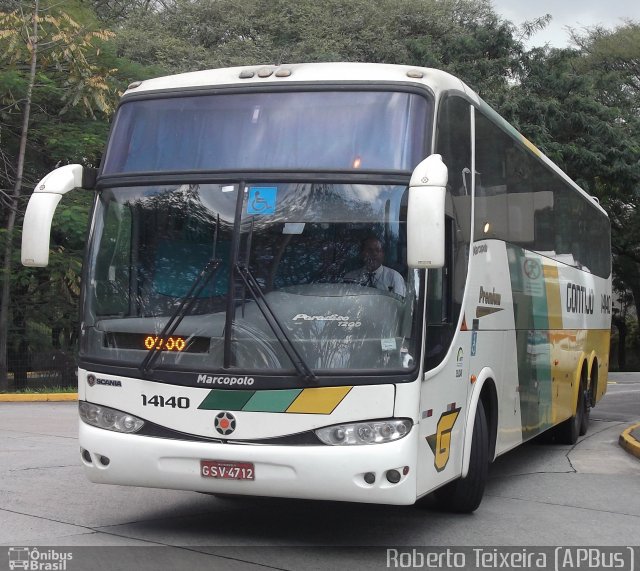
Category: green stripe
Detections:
[
  {"x1": 198, "y1": 390, "x2": 254, "y2": 411},
  {"x1": 243, "y1": 389, "x2": 303, "y2": 412},
  {"x1": 507, "y1": 245, "x2": 553, "y2": 438}
]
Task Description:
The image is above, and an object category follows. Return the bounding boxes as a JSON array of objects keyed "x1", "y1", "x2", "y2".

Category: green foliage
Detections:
[
  {"x1": 1, "y1": 385, "x2": 77, "y2": 393},
  {"x1": 498, "y1": 47, "x2": 640, "y2": 194},
  {"x1": 4, "y1": 189, "x2": 90, "y2": 381},
  {"x1": 0, "y1": 4, "x2": 118, "y2": 116},
  {"x1": 0, "y1": 0, "x2": 142, "y2": 389},
  {"x1": 112, "y1": 0, "x2": 525, "y2": 97},
  {"x1": 0, "y1": 2, "x2": 122, "y2": 193}
]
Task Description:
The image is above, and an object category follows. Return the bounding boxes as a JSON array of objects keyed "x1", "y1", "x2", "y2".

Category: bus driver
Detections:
[{"x1": 344, "y1": 236, "x2": 406, "y2": 297}]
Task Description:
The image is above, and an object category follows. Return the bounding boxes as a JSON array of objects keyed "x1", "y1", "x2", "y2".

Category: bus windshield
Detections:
[
  {"x1": 83, "y1": 182, "x2": 421, "y2": 382},
  {"x1": 101, "y1": 91, "x2": 429, "y2": 174}
]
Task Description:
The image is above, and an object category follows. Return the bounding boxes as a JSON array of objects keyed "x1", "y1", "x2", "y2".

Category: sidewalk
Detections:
[
  {"x1": 619, "y1": 423, "x2": 640, "y2": 460},
  {"x1": 0, "y1": 393, "x2": 77, "y2": 402}
]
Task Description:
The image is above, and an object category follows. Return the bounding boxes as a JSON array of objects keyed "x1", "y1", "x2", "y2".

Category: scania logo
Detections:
[
  {"x1": 215, "y1": 411, "x2": 236, "y2": 435},
  {"x1": 86, "y1": 374, "x2": 122, "y2": 388}
]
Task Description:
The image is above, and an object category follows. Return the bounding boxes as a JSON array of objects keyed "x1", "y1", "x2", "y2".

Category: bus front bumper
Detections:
[{"x1": 79, "y1": 422, "x2": 418, "y2": 505}]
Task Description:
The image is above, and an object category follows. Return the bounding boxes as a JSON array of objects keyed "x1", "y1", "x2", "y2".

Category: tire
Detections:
[
  {"x1": 581, "y1": 366, "x2": 598, "y2": 436},
  {"x1": 434, "y1": 401, "x2": 489, "y2": 513},
  {"x1": 579, "y1": 386, "x2": 590, "y2": 436},
  {"x1": 556, "y1": 383, "x2": 584, "y2": 445}
]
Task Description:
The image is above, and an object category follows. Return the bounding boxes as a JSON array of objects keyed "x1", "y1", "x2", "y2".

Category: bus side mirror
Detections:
[
  {"x1": 407, "y1": 154, "x2": 448, "y2": 268},
  {"x1": 21, "y1": 164, "x2": 96, "y2": 267}
]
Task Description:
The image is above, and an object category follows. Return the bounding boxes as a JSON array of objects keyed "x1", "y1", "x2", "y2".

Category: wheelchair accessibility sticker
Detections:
[{"x1": 247, "y1": 187, "x2": 278, "y2": 215}]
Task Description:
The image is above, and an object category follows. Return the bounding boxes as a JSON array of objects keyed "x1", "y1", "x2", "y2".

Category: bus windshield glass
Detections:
[
  {"x1": 83, "y1": 183, "x2": 421, "y2": 381},
  {"x1": 101, "y1": 91, "x2": 429, "y2": 173}
]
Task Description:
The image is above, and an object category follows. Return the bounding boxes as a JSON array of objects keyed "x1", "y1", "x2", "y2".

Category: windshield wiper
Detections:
[
  {"x1": 235, "y1": 263, "x2": 317, "y2": 384},
  {"x1": 139, "y1": 258, "x2": 221, "y2": 375}
]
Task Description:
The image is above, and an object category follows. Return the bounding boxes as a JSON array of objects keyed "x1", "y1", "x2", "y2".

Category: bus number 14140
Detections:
[{"x1": 141, "y1": 395, "x2": 190, "y2": 408}]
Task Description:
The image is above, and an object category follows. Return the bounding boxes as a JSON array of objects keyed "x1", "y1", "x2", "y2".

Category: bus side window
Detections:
[
  {"x1": 426, "y1": 96, "x2": 472, "y2": 368},
  {"x1": 436, "y1": 95, "x2": 471, "y2": 325}
]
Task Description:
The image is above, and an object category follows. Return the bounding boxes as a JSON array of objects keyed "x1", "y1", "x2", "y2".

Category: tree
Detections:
[
  {"x1": 111, "y1": 0, "x2": 526, "y2": 96},
  {"x1": 0, "y1": 0, "x2": 117, "y2": 390},
  {"x1": 92, "y1": 0, "x2": 175, "y2": 24},
  {"x1": 0, "y1": 0, "x2": 41, "y2": 392}
]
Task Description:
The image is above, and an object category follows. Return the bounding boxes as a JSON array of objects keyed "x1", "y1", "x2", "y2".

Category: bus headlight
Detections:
[
  {"x1": 315, "y1": 418, "x2": 412, "y2": 445},
  {"x1": 79, "y1": 401, "x2": 144, "y2": 434}
]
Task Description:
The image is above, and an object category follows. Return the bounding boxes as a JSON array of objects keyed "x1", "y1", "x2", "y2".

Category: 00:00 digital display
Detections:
[
  {"x1": 104, "y1": 332, "x2": 210, "y2": 354},
  {"x1": 144, "y1": 336, "x2": 186, "y2": 351}
]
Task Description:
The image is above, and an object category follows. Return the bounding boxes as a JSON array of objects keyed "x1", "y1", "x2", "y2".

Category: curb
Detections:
[
  {"x1": 0, "y1": 393, "x2": 78, "y2": 402},
  {"x1": 619, "y1": 423, "x2": 640, "y2": 459}
]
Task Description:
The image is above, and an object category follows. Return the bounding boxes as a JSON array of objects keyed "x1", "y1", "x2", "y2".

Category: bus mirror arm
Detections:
[
  {"x1": 21, "y1": 164, "x2": 95, "y2": 267},
  {"x1": 407, "y1": 154, "x2": 448, "y2": 269}
]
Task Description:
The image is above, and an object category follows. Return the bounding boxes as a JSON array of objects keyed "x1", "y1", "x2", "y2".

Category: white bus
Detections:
[{"x1": 22, "y1": 63, "x2": 611, "y2": 512}]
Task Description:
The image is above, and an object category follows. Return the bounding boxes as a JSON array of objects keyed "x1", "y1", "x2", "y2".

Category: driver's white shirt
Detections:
[{"x1": 344, "y1": 265, "x2": 406, "y2": 297}]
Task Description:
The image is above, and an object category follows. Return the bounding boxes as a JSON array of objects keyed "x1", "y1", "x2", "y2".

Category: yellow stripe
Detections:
[
  {"x1": 543, "y1": 263, "x2": 563, "y2": 329},
  {"x1": 0, "y1": 393, "x2": 77, "y2": 402},
  {"x1": 521, "y1": 136, "x2": 542, "y2": 157},
  {"x1": 286, "y1": 386, "x2": 352, "y2": 414}
]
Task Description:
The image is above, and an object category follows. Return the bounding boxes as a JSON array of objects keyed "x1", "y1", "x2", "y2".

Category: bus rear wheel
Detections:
[
  {"x1": 579, "y1": 386, "x2": 590, "y2": 436},
  {"x1": 434, "y1": 400, "x2": 489, "y2": 513},
  {"x1": 580, "y1": 366, "x2": 596, "y2": 436},
  {"x1": 556, "y1": 383, "x2": 585, "y2": 445}
]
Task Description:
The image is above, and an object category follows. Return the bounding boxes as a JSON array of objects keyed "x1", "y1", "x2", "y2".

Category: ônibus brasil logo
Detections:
[
  {"x1": 8, "y1": 547, "x2": 73, "y2": 570},
  {"x1": 214, "y1": 412, "x2": 236, "y2": 435}
]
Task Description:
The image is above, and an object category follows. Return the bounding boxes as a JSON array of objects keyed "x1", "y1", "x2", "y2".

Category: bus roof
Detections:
[{"x1": 124, "y1": 62, "x2": 474, "y2": 99}]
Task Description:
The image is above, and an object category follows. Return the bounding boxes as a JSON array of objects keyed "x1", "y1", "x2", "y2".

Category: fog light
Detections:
[
  {"x1": 386, "y1": 469, "x2": 401, "y2": 484},
  {"x1": 81, "y1": 449, "x2": 92, "y2": 463},
  {"x1": 99, "y1": 455, "x2": 110, "y2": 466},
  {"x1": 364, "y1": 472, "x2": 376, "y2": 485},
  {"x1": 332, "y1": 427, "x2": 346, "y2": 443}
]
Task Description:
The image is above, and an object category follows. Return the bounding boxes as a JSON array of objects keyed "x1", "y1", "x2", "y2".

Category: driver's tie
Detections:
[{"x1": 365, "y1": 272, "x2": 376, "y2": 288}]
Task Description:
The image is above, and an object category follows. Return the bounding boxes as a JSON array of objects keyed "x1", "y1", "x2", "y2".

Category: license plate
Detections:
[{"x1": 200, "y1": 460, "x2": 255, "y2": 480}]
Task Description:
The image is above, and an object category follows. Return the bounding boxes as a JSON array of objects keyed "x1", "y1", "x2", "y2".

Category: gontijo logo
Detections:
[{"x1": 566, "y1": 282, "x2": 595, "y2": 314}]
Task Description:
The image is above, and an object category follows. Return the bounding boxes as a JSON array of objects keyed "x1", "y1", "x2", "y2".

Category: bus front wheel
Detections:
[{"x1": 434, "y1": 400, "x2": 489, "y2": 513}]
